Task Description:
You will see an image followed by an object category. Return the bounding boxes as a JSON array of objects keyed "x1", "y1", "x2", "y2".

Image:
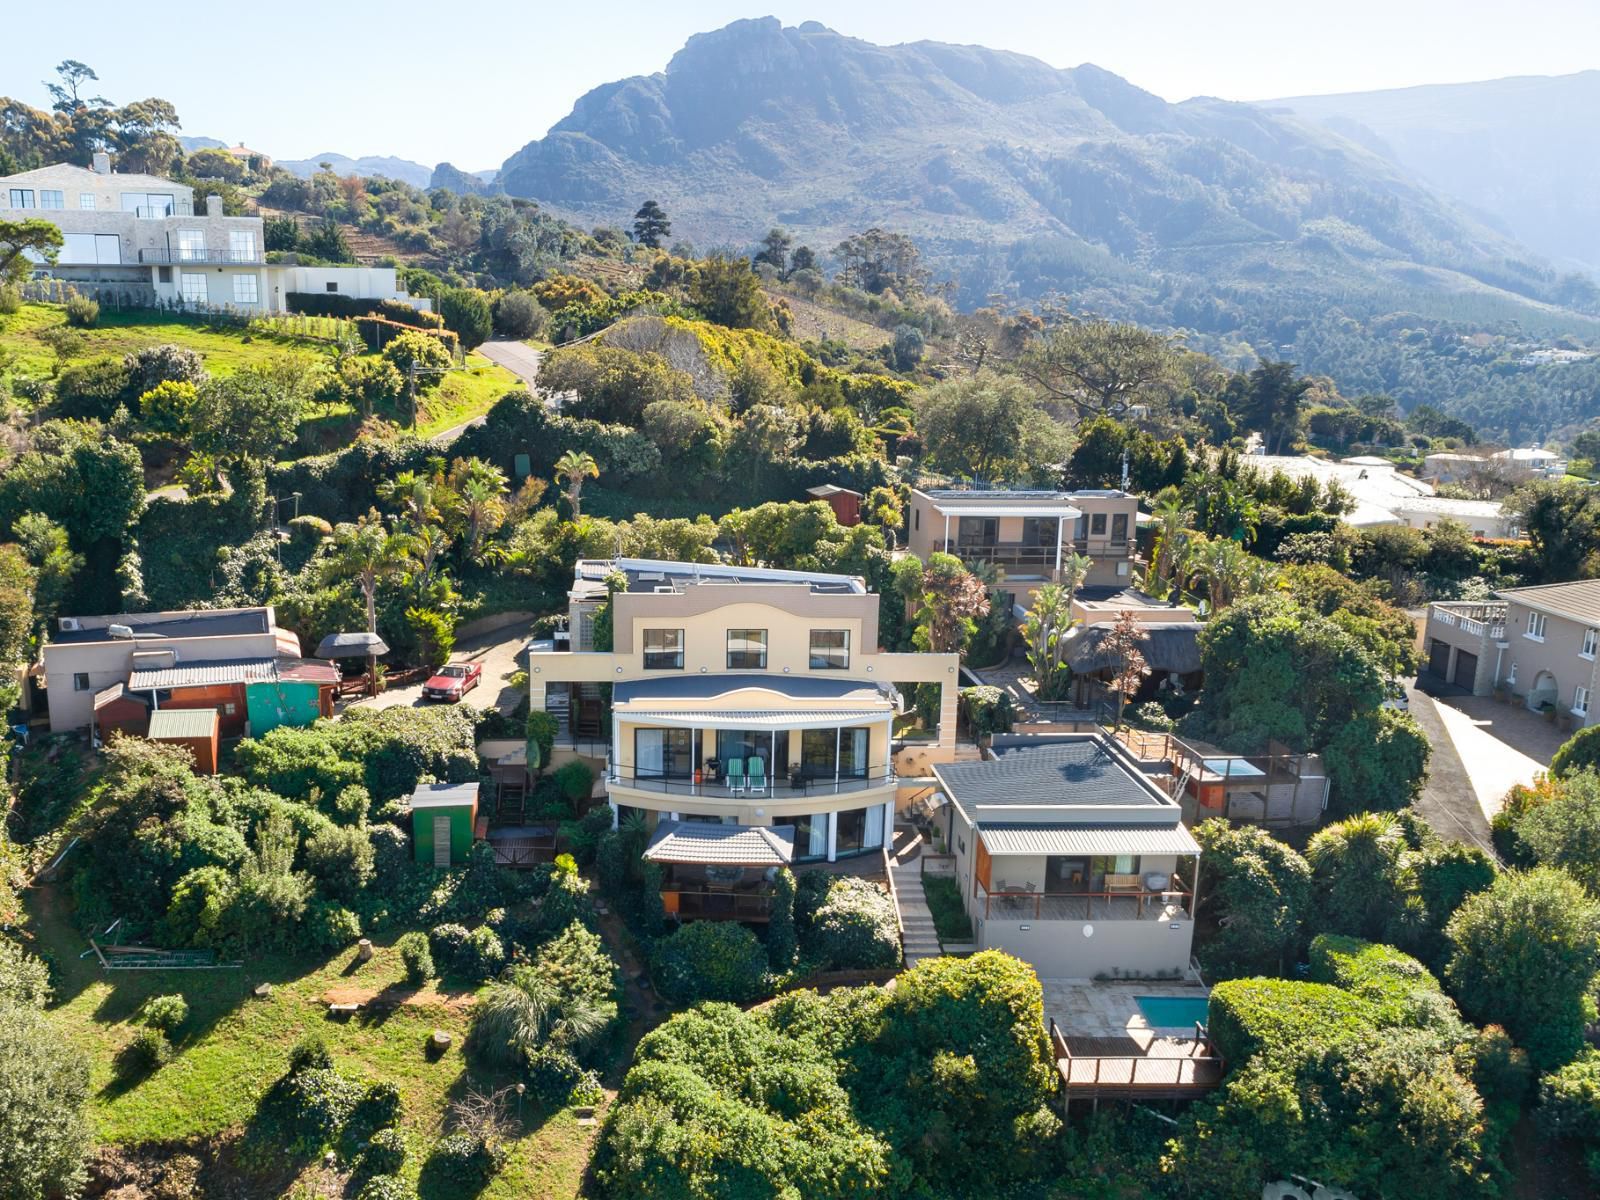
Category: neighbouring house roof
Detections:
[
  {"x1": 50, "y1": 608, "x2": 273, "y2": 646},
  {"x1": 1065, "y1": 622, "x2": 1204, "y2": 675},
  {"x1": 806, "y1": 484, "x2": 862, "y2": 499},
  {"x1": 574, "y1": 557, "x2": 864, "y2": 597},
  {"x1": 1392, "y1": 496, "x2": 1507, "y2": 520},
  {"x1": 147, "y1": 708, "x2": 219, "y2": 739},
  {"x1": 315, "y1": 631, "x2": 391, "y2": 658},
  {"x1": 1493, "y1": 448, "x2": 1559, "y2": 461},
  {"x1": 92, "y1": 682, "x2": 135, "y2": 710},
  {"x1": 272, "y1": 658, "x2": 341, "y2": 684},
  {"x1": 622, "y1": 708, "x2": 893, "y2": 729},
  {"x1": 979, "y1": 823, "x2": 1201, "y2": 857},
  {"x1": 1495, "y1": 580, "x2": 1600, "y2": 625},
  {"x1": 643, "y1": 820, "x2": 795, "y2": 866},
  {"x1": 409, "y1": 781, "x2": 479, "y2": 809},
  {"x1": 934, "y1": 737, "x2": 1169, "y2": 810},
  {"x1": 613, "y1": 674, "x2": 893, "y2": 705},
  {"x1": 128, "y1": 657, "x2": 277, "y2": 690}
]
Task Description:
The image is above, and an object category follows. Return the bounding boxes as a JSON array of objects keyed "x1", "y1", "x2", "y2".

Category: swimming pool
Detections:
[
  {"x1": 1201, "y1": 758, "x2": 1265, "y2": 779},
  {"x1": 1136, "y1": 994, "x2": 1211, "y2": 1030}
]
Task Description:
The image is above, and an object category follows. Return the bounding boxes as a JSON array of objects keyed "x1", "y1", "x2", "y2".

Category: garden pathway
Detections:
[{"x1": 887, "y1": 832, "x2": 942, "y2": 966}]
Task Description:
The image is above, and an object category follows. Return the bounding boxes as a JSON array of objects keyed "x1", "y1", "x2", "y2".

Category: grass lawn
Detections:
[
  {"x1": 922, "y1": 875, "x2": 973, "y2": 944},
  {"x1": 28, "y1": 885, "x2": 599, "y2": 1198},
  {"x1": 0, "y1": 302, "x2": 339, "y2": 378},
  {"x1": 413, "y1": 354, "x2": 521, "y2": 439}
]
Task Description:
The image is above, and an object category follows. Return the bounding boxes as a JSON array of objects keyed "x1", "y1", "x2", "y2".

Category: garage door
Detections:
[
  {"x1": 1428, "y1": 639, "x2": 1452, "y2": 678},
  {"x1": 1453, "y1": 650, "x2": 1477, "y2": 690}
]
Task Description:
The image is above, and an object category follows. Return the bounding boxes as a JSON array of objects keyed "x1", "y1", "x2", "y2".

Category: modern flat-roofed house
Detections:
[
  {"x1": 1423, "y1": 580, "x2": 1600, "y2": 724},
  {"x1": 936, "y1": 733, "x2": 1200, "y2": 980},
  {"x1": 2, "y1": 153, "x2": 421, "y2": 314},
  {"x1": 528, "y1": 558, "x2": 960, "y2": 869},
  {"x1": 38, "y1": 607, "x2": 334, "y2": 736},
  {"x1": 905, "y1": 488, "x2": 1142, "y2": 598}
]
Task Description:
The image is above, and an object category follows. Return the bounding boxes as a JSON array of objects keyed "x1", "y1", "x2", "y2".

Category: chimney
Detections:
[
  {"x1": 91, "y1": 151, "x2": 111, "y2": 175},
  {"x1": 206, "y1": 194, "x2": 223, "y2": 217}
]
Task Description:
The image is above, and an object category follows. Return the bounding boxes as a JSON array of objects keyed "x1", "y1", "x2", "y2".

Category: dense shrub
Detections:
[
  {"x1": 652, "y1": 921, "x2": 770, "y2": 1004},
  {"x1": 362, "y1": 1126, "x2": 409, "y2": 1176},
  {"x1": 64, "y1": 294, "x2": 99, "y2": 328},
  {"x1": 1307, "y1": 935, "x2": 1467, "y2": 1037},
  {"x1": 439, "y1": 288, "x2": 493, "y2": 350},
  {"x1": 552, "y1": 759, "x2": 594, "y2": 808},
  {"x1": 493, "y1": 289, "x2": 547, "y2": 339},
  {"x1": 288, "y1": 1032, "x2": 333, "y2": 1074},
  {"x1": 355, "y1": 1175, "x2": 415, "y2": 1200},
  {"x1": 118, "y1": 1026, "x2": 172, "y2": 1076},
  {"x1": 286, "y1": 292, "x2": 383, "y2": 318},
  {"x1": 124, "y1": 343, "x2": 206, "y2": 398},
  {"x1": 306, "y1": 901, "x2": 362, "y2": 950},
  {"x1": 275, "y1": 1067, "x2": 364, "y2": 1156},
  {"x1": 422, "y1": 1132, "x2": 505, "y2": 1190},
  {"x1": 1539, "y1": 1048, "x2": 1600, "y2": 1145},
  {"x1": 0, "y1": 1001, "x2": 91, "y2": 1200},
  {"x1": 802, "y1": 876, "x2": 900, "y2": 970},
  {"x1": 52, "y1": 357, "x2": 130, "y2": 420},
  {"x1": 0, "y1": 940, "x2": 53, "y2": 1008},
  {"x1": 138, "y1": 994, "x2": 189, "y2": 1034},
  {"x1": 1551, "y1": 724, "x2": 1600, "y2": 778},
  {"x1": 767, "y1": 867, "x2": 798, "y2": 970},
  {"x1": 397, "y1": 931, "x2": 435, "y2": 984},
  {"x1": 372, "y1": 324, "x2": 458, "y2": 375}
]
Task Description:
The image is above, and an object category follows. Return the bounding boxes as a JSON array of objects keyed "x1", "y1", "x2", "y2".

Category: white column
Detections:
[
  {"x1": 882, "y1": 799, "x2": 896, "y2": 846},
  {"x1": 609, "y1": 802, "x2": 619, "y2": 830},
  {"x1": 943, "y1": 512, "x2": 950, "y2": 553},
  {"x1": 826, "y1": 811, "x2": 838, "y2": 862},
  {"x1": 1054, "y1": 516, "x2": 1064, "y2": 576},
  {"x1": 834, "y1": 726, "x2": 842, "y2": 791}
]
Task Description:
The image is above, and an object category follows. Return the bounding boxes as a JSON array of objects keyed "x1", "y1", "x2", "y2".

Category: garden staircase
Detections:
[{"x1": 887, "y1": 830, "x2": 943, "y2": 967}]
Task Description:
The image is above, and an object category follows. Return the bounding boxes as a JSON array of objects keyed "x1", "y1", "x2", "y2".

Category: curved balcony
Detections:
[{"x1": 609, "y1": 763, "x2": 896, "y2": 801}]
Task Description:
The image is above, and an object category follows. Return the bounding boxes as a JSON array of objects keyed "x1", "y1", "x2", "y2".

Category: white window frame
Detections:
[
  {"x1": 39, "y1": 190, "x2": 63, "y2": 210},
  {"x1": 78, "y1": 193, "x2": 96, "y2": 210},
  {"x1": 179, "y1": 272, "x2": 208, "y2": 303},
  {"x1": 229, "y1": 230, "x2": 257, "y2": 261},
  {"x1": 8, "y1": 189, "x2": 34, "y2": 209},
  {"x1": 232, "y1": 273, "x2": 259, "y2": 304},
  {"x1": 1526, "y1": 611, "x2": 1547, "y2": 642},
  {"x1": 1576, "y1": 686, "x2": 1590, "y2": 717},
  {"x1": 1583, "y1": 628, "x2": 1597, "y2": 660},
  {"x1": 176, "y1": 229, "x2": 207, "y2": 262}
]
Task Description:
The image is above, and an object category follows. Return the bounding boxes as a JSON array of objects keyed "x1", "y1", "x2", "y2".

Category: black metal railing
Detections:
[
  {"x1": 138, "y1": 247, "x2": 262, "y2": 265},
  {"x1": 611, "y1": 764, "x2": 896, "y2": 799}
]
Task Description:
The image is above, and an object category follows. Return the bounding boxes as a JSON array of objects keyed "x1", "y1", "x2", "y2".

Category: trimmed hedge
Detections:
[
  {"x1": 1307, "y1": 934, "x2": 1466, "y2": 1037},
  {"x1": 1206, "y1": 978, "x2": 1375, "y2": 1067},
  {"x1": 287, "y1": 292, "x2": 383, "y2": 318}
]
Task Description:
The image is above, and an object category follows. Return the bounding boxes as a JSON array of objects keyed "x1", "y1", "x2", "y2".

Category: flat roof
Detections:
[
  {"x1": 51, "y1": 609, "x2": 272, "y2": 646},
  {"x1": 644, "y1": 820, "x2": 795, "y2": 866},
  {"x1": 614, "y1": 674, "x2": 891, "y2": 705},
  {"x1": 409, "y1": 781, "x2": 480, "y2": 808},
  {"x1": 574, "y1": 557, "x2": 863, "y2": 597},
  {"x1": 935, "y1": 736, "x2": 1170, "y2": 811},
  {"x1": 147, "y1": 708, "x2": 219, "y2": 739}
]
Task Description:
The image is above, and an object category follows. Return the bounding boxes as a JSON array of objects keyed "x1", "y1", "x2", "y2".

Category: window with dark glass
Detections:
[
  {"x1": 809, "y1": 629, "x2": 849, "y2": 670},
  {"x1": 802, "y1": 728, "x2": 868, "y2": 779},
  {"x1": 634, "y1": 728, "x2": 695, "y2": 779},
  {"x1": 642, "y1": 628, "x2": 684, "y2": 669},
  {"x1": 727, "y1": 628, "x2": 768, "y2": 669},
  {"x1": 957, "y1": 516, "x2": 997, "y2": 546},
  {"x1": 1022, "y1": 517, "x2": 1057, "y2": 546},
  {"x1": 1090, "y1": 512, "x2": 1107, "y2": 536},
  {"x1": 1111, "y1": 513, "x2": 1129, "y2": 543}
]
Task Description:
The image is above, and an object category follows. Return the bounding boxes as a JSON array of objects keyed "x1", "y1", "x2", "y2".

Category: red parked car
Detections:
[{"x1": 422, "y1": 662, "x2": 482, "y2": 702}]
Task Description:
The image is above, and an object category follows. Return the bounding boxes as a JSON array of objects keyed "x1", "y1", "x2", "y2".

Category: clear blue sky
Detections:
[{"x1": 9, "y1": 0, "x2": 1599, "y2": 169}]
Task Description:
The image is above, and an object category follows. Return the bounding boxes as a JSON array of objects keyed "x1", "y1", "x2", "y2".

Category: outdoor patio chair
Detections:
[
  {"x1": 725, "y1": 758, "x2": 746, "y2": 795},
  {"x1": 747, "y1": 758, "x2": 768, "y2": 796}
]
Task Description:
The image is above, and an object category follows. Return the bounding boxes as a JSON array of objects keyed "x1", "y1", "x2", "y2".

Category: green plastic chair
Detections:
[
  {"x1": 746, "y1": 757, "x2": 767, "y2": 797},
  {"x1": 725, "y1": 757, "x2": 746, "y2": 795}
]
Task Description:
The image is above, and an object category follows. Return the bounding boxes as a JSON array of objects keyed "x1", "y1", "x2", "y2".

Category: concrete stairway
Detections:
[{"x1": 888, "y1": 828, "x2": 943, "y2": 966}]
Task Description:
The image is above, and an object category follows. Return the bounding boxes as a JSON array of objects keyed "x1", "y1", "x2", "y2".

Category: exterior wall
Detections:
[
  {"x1": 613, "y1": 591, "x2": 876, "y2": 667},
  {"x1": 1392, "y1": 503, "x2": 1515, "y2": 539},
  {"x1": 973, "y1": 915, "x2": 1194, "y2": 980},
  {"x1": 412, "y1": 802, "x2": 476, "y2": 865},
  {"x1": 153, "y1": 731, "x2": 219, "y2": 775},
  {"x1": 1500, "y1": 602, "x2": 1600, "y2": 725},
  {"x1": 43, "y1": 629, "x2": 284, "y2": 731},
  {"x1": 1420, "y1": 603, "x2": 1504, "y2": 697},
  {"x1": 161, "y1": 684, "x2": 248, "y2": 738},
  {"x1": 269, "y1": 265, "x2": 418, "y2": 312},
  {"x1": 245, "y1": 679, "x2": 323, "y2": 736}
]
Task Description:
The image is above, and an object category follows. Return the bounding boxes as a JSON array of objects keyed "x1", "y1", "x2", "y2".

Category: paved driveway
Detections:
[
  {"x1": 348, "y1": 619, "x2": 533, "y2": 715},
  {"x1": 476, "y1": 340, "x2": 543, "y2": 391}
]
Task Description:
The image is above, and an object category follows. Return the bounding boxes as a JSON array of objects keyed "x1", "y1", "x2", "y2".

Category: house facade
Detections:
[
  {"x1": 2, "y1": 154, "x2": 419, "y2": 314},
  {"x1": 1422, "y1": 580, "x2": 1600, "y2": 724},
  {"x1": 936, "y1": 733, "x2": 1200, "y2": 980},
  {"x1": 528, "y1": 558, "x2": 960, "y2": 865},
  {"x1": 37, "y1": 606, "x2": 333, "y2": 735},
  {"x1": 904, "y1": 488, "x2": 1142, "y2": 597}
]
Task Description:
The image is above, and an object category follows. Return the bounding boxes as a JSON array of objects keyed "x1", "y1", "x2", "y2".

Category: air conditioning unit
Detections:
[
  {"x1": 654, "y1": 586, "x2": 676, "y2": 594},
  {"x1": 108, "y1": 624, "x2": 135, "y2": 639},
  {"x1": 58, "y1": 618, "x2": 81, "y2": 632}
]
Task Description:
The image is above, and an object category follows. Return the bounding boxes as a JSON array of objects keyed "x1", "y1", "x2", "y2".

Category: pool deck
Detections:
[{"x1": 1041, "y1": 981, "x2": 1224, "y2": 1102}]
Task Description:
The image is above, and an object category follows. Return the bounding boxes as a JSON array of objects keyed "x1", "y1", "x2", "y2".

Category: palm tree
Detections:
[
  {"x1": 458, "y1": 477, "x2": 508, "y2": 561},
  {"x1": 1148, "y1": 490, "x2": 1190, "y2": 595},
  {"x1": 554, "y1": 450, "x2": 600, "y2": 521},
  {"x1": 326, "y1": 509, "x2": 415, "y2": 687},
  {"x1": 1021, "y1": 583, "x2": 1077, "y2": 702},
  {"x1": 376, "y1": 470, "x2": 439, "y2": 529},
  {"x1": 1057, "y1": 550, "x2": 1093, "y2": 600},
  {"x1": 1195, "y1": 537, "x2": 1250, "y2": 613}
]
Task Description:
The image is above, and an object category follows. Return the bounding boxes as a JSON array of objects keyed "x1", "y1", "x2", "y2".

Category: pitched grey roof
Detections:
[
  {"x1": 935, "y1": 738, "x2": 1167, "y2": 810},
  {"x1": 614, "y1": 674, "x2": 889, "y2": 704},
  {"x1": 1496, "y1": 580, "x2": 1600, "y2": 626},
  {"x1": 128, "y1": 658, "x2": 277, "y2": 689},
  {"x1": 315, "y1": 631, "x2": 390, "y2": 658},
  {"x1": 1066, "y1": 622, "x2": 1204, "y2": 675},
  {"x1": 644, "y1": 820, "x2": 795, "y2": 865},
  {"x1": 980, "y1": 823, "x2": 1200, "y2": 856}
]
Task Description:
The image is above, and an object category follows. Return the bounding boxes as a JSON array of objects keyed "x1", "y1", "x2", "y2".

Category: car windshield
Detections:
[{"x1": 438, "y1": 666, "x2": 468, "y2": 677}]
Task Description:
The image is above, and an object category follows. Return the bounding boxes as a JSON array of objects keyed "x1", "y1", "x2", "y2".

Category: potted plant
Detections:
[{"x1": 1542, "y1": 702, "x2": 1558, "y2": 724}]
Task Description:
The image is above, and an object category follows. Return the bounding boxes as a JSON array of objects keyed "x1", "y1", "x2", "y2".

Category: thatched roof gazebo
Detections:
[{"x1": 1066, "y1": 622, "x2": 1204, "y2": 677}]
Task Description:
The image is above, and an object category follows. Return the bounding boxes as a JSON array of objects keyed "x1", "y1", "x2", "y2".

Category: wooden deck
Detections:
[{"x1": 1050, "y1": 1020, "x2": 1224, "y2": 1103}]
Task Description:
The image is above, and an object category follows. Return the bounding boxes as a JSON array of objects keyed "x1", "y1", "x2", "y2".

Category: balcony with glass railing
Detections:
[{"x1": 138, "y1": 246, "x2": 263, "y2": 266}]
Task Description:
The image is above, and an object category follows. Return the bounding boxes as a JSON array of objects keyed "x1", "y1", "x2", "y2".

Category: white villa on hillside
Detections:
[{"x1": 2, "y1": 153, "x2": 422, "y2": 314}]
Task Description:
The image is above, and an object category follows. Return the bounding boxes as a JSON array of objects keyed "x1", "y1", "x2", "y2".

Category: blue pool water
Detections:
[
  {"x1": 1201, "y1": 757, "x2": 1265, "y2": 779},
  {"x1": 1136, "y1": 995, "x2": 1211, "y2": 1029}
]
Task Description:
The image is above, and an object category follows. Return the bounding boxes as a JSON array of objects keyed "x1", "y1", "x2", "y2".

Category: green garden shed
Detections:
[
  {"x1": 244, "y1": 660, "x2": 339, "y2": 737},
  {"x1": 410, "y1": 781, "x2": 480, "y2": 867}
]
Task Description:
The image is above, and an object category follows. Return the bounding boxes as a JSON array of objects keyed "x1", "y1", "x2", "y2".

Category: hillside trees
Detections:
[
  {"x1": 0, "y1": 218, "x2": 62, "y2": 284},
  {"x1": 914, "y1": 372, "x2": 1067, "y2": 482},
  {"x1": 1019, "y1": 317, "x2": 1180, "y2": 422},
  {"x1": 833, "y1": 227, "x2": 928, "y2": 296},
  {"x1": 631, "y1": 200, "x2": 670, "y2": 249},
  {"x1": 0, "y1": 952, "x2": 90, "y2": 1200}
]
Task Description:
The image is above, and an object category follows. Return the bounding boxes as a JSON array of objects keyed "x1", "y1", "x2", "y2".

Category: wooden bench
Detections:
[{"x1": 328, "y1": 1002, "x2": 363, "y2": 1018}]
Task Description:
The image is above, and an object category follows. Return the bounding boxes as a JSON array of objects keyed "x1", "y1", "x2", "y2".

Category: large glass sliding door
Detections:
[
  {"x1": 715, "y1": 729, "x2": 788, "y2": 779},
  {"x1": 800, "y1": 727, "x2": 869, "y2": 780},
  {"x1": 634, "y1": 728, "x2": 696, "y2": 781},
  {"x1": 775, "y1": 813, "x2": 829, "y2": 861}
]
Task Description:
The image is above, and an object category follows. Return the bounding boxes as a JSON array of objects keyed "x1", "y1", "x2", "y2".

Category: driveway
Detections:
[
  {"x1": 476, "y1": 339, "x2": 543, "y2": 391},
  {"x1": 1406, "y1": 684, "x2": 1556, "y2": 856},
  {"x1": 347, "y1": 618, "x2": 533, "y2": 715}
]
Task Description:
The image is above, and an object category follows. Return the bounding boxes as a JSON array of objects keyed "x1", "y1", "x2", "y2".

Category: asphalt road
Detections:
[
  {"x1": 1405, "y1": 682, "x2": 1500, "y2": 857},
  {"x1": 475, "y1": 339, "x2": 544, "y2": 391}
]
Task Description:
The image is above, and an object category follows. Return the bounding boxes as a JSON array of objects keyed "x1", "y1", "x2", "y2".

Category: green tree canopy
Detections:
[
  {"x1": 914, "y1": 372, "x2": 1067, "y2": 482},
  {"x1": 0, "y1": 218, "x2": 63, "y2": 284}
]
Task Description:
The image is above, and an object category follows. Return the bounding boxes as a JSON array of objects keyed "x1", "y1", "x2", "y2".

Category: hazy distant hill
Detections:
[
  {"x1": 1275, "y1": 72, "x2": 1600, "y2": 274},
  {"x1": 494, "y1": 18, "x2": 1588, "y2": 324},
  {"x1": 275, "y1": 152, "x2": 435, "y2": 188}
]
